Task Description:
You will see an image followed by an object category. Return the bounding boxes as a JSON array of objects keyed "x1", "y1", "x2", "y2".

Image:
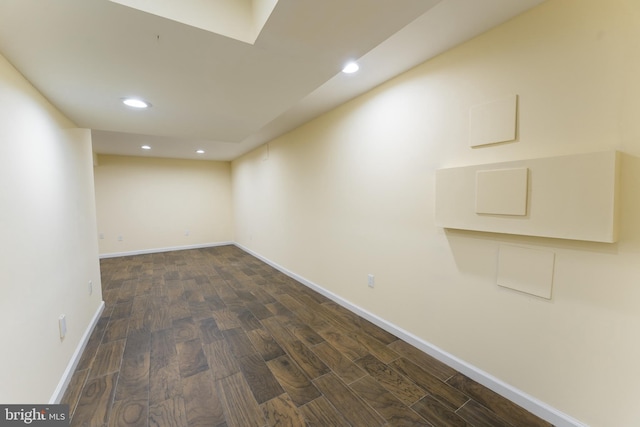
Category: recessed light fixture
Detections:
[
  {"x1": 123, "y1": 98, "x2": 151, "y2": 108},
  {"x1": 196, "y1": 149, "x2": 205, "y2": 154},
  {"x1": 342, "y1": 61, "x2": 359, "y2": 74},
  {"x1": 141, "y1": 145, "x2": 151, "y2": 150}
]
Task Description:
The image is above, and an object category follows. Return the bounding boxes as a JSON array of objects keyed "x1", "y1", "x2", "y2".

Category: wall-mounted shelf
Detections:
[{"x1": 435, "y1": 151, "x2": 620, "y2": 243}]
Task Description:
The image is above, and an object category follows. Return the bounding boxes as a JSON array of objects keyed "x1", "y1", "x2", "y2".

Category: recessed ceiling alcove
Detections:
[{"x1": 108, "y1": 0, "x2": 279, "y2": 44}]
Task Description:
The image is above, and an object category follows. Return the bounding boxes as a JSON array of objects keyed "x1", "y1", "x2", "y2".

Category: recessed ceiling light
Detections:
[
  {"x1": 196, "y1": 149, "x2": 205, "y2": 154},
  {"x1": 342, "y1": 61, "x2": 359, "y2": 74},
  {"x1": 141, "y1": 145, "x2": 151, "y2": 150},
  {"x1": 123, "y1": 98, "x2": 151, "y2": 108}
]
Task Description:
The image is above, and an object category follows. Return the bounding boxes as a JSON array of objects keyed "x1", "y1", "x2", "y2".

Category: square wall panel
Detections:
[
  {"x1": 469, "y1": 94, "x2": 518, "y2": 147},
  {"x1": 476, "y1": 168, "x2": 528, "y2": 215},
  {"x1": 497, "y1": 244, "x2": 555, "y2": 299}
]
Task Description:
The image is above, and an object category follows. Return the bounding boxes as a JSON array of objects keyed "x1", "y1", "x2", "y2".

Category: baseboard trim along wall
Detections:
[
  {"x1": 234, "y1": 243, "x2": 586, "y2": 427},
  {"x1": 99, "y1": 241, "x2": 234, "y2": 259},
  {"x1": 49, "y1": 301, "x2": 105, "y2": 404}
]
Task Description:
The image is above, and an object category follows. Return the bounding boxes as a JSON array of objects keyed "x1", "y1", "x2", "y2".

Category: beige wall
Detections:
[
  {"x1": 0, "y1": 54, "x2": 102, "y2": 402},
  {"x1": 94, "y1": 154, "x2": 233, "y2": 255},
  {"x1": 232, "y1": 1, "x2": 640, "y2": 425}
]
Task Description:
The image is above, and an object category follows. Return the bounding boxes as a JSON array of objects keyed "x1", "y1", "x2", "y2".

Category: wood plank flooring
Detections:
[{"x1": 62, "y1": 245, "x2": 553, "y2": 427}]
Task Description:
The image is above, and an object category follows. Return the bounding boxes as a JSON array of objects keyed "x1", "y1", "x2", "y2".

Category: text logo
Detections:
[{"x1": 0, "y1": 405, "x2": 68, "y2": 426}]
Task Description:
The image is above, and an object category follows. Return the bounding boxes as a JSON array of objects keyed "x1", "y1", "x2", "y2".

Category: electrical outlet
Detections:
[
  {"x1": 185, "y1": 229, "x2": 190, "y2": 236},
  {"x1": 117, "y1": 235, "x2": 123, "y2": 241},
  {"x1": 58, "y1": 314, "x2": 67, "y2": 339},
  {"x1": 368, "y1": 274, "x2": 375, "y2": 288},
  {"x1": 99, "y1": 233, "x2": 104, "y2": 239}
]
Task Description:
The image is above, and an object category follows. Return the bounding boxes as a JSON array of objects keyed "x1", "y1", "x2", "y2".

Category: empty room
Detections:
[{"x1": 1, "y1": 0, "x2": 639, "y2": 426}]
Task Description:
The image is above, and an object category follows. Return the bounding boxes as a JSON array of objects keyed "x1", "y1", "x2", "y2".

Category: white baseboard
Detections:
[
  {"x1": 49, "y1": 301, "x2": 105, "y2": 404},
  {"x1": 99, "y1": 241, "x2": 234, "y2": 259},
  {"x1": 234, "y1": 243, "x2": 586, "y2": 427}
]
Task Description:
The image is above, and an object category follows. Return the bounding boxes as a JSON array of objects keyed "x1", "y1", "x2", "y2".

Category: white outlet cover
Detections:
[
  {"x1": 368, "y1": 274, "x2": 375, "y2": 288},
  {"x1": 58, "y1": 314, "x2": 67, "y2": 339}
]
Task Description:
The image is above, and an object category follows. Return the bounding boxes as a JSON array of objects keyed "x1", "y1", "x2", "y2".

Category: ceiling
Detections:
[{"x1": 0, "y1": 0, "x2": 545, "y2": 161}]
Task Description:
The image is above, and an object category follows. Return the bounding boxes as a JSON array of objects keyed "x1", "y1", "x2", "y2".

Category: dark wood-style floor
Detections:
[{"x1": 62, "y1": 245, "x2": 552, "y2": 427}]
